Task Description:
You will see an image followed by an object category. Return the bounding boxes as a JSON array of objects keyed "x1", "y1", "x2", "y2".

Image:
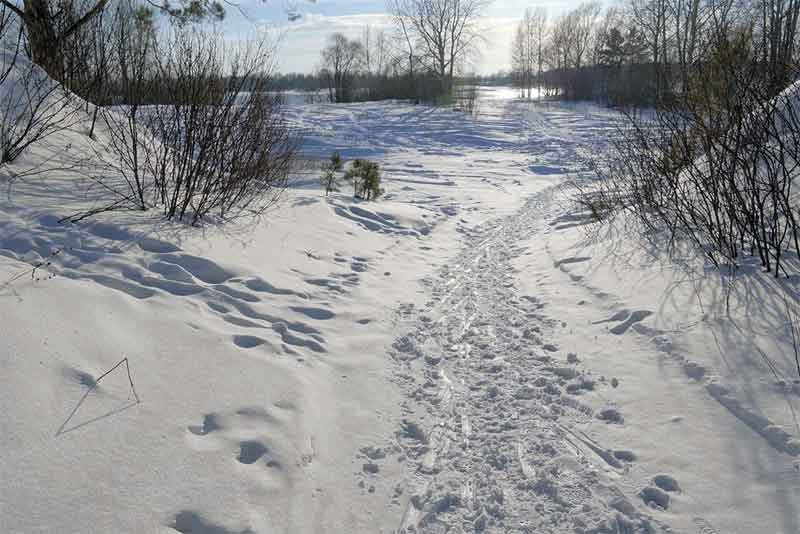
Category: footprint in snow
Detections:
[
  {"x1": 593, "y1": 309, "x2": 631, "y2": 324},
  {"x1": 188, "y1": 414, "x2": 221, "y2": 436},
  {"x1": 289, "y1": 306, "x2": 335, "y2": 320},
  {"x1": 594, "y1": 309, "x2": 654, "y2": 335},
  {"x1": 237, "y1": 440, "x2": 268, "y2": 464},
  {"x1": 613, "y1": 449, "x2": 637, "y2": 462},
  {"x1": 597, "y1": 407, "x2": 624, "y2": 424},
  {"x1": 232, "y1": 335, "x2": 268, "y2": 349},
  {"x1": 639, "y1": 485, "x2": 670, "y2": 509},
  {"x1": 653, "y1": 474, "x2": 680, "y2": 492},
  {"x1": 171, "y1": 511, "x2": 254, "y2": 534},
  {"x1": 694, "y1": 517, "x2": 722, "y2": 534},
  {"x1": 553, "y1": 256, "x2": 591, "y2": 268}
]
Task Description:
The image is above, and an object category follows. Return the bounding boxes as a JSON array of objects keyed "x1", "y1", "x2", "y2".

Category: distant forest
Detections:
[
  {"x1": 510, "y1": 0, "x2": 800, "y2": 107},
  {"x1": 276, "y1": 0, "x2": 800, "y2": 110},
  {"x1": 268, "y1": 72, "x2": 513, "y2": 93}
]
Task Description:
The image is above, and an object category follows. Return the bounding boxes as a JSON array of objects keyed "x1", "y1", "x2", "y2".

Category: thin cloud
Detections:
[{"x1": 269, "y1": 12, "x2": 517, "y2": 74}]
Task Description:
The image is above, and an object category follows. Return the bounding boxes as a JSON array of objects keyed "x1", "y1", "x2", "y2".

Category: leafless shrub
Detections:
[
  {"x1": 588, "y1": 29, "x2": 800, "y2": 282},
  {"x1": 454, "y1": 83, "x2": 480, "y2": 115},
  {"x1": 94, "y1": 1, "x2": 158, "y2": 210},
  {"x1": 58, "y1": 0, "x2": 124, "y2": 138},
  {"x1": 97, "y1": 26, "x2": 297, "y2": 224},
  {"x1": 0, "y1": 6, "x2": 80, "y2": 166}
]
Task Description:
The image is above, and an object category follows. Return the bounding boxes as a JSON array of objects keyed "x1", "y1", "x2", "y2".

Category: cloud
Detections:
[
  {"x1": 221, "y1": 0, "x2": 598, "y2": 74},
  {"x1": 264, "y1": 12, "x2": 518, "y2": 74},
  {"x1": 287, "y1": 12, "x2": 392, "y2": 32},
  {"x1": 263, "y1": 13, "x2": 390, "y2": 72}
]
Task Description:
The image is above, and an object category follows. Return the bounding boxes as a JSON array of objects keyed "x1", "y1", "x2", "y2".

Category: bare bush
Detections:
[
  {"x1": 0, "y1": 6, "x2": 79, "y2": 166},
  {"x1": 454, "y1": 83, "x2": 479, "y2": 114},
  {"x1": 0, "y1": 61, "x2": 79, "y2": 164},
  {"x1": 95, "y1": 0, "x2": 157, "y2": 209},
  {"x1": 98, "y1": 26, "x2": 297, "y2": 224},
  {"x1": 588, "y1": 30, "x2": 800, "y2": 281}
]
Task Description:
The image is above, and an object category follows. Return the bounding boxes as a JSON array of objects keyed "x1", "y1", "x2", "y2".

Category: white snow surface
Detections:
[{"x1": 0, "y1": 86, "x2": 798, "y2": 534}]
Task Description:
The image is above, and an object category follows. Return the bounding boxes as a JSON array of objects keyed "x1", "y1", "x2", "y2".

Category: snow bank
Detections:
[{"x1": 535, "y1": 186, "x2": 800, "y2": 534}]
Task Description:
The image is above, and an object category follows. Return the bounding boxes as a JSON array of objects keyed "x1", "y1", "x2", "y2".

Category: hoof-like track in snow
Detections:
[{"x1": 385, "y1": 189, "x2": 665, "y2": 534}]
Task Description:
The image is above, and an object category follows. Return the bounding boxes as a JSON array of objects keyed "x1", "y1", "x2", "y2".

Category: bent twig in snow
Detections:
[
  {"x1": 95, "y1": 357, "x2": 141, "y2": 404},
  {"x1": 56, "y1": 357, "x2": 141, "y2": 436}
]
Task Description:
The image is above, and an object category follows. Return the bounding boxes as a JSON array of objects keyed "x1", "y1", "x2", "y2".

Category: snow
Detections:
[
  {"x1": 0, "y1": 79, "x2": 798, "y2": 534},
  {"x1": 534, "y1": 201, "x2": 800, "y2": 534}
]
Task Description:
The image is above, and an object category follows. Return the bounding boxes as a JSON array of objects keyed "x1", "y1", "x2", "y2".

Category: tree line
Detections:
[
  {"x1": 579, "y1": 0, "x2": 800, "y2": 292},
  {"x1": 511, "y1": 0, "x2": 800, "y2": 106},
  {"x1": 315, "y1": 0, "x2": 490, "y2": 104}
]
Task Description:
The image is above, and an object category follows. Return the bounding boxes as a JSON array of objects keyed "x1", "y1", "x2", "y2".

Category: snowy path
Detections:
[
  {"x1": 377, "y1": 187, "x2": 663, "y2": 533},
  {"x1": 353, "y1": 98, "x2": 798, "y2": 534}
]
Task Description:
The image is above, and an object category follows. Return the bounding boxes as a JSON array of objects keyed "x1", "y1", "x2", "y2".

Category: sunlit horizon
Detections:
[{"x1": 217, "y1": 0, "x2": 602, "y2": 74}]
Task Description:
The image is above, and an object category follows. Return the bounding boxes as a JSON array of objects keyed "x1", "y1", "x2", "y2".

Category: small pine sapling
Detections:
[
  {"x1": 345, "y1": 159, "x2": 383, "y2": 201},
  {"x1": 321, "y1": 151, "x2": 344, "y2": 196}
]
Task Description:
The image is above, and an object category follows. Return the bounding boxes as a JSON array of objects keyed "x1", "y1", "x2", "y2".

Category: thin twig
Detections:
[{"x1": 95, "y1": 357, "x2": 141, "y2": 403}]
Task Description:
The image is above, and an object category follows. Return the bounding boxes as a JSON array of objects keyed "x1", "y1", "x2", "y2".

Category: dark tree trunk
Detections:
[
  {"x1": 22, "y1": 0, "x2": 64, "y2": 80},
  {"x1": 6, "y1": 0, "x2": 110, "y2": 82}
]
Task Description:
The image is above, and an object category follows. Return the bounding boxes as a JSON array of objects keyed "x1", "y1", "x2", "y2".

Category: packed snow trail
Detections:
[{"x1": 380, "y1": 187, "x2": 665, "y2": 534}]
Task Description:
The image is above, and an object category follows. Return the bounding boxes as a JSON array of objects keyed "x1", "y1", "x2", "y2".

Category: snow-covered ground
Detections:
[{"x1": 1, "y1": 87, "x2": 798, "y2": 533}]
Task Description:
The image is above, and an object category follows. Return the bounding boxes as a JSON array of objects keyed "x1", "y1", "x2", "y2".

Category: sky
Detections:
[{"x1": 219, "y1": 0, "x2": 593, "y2": 75}]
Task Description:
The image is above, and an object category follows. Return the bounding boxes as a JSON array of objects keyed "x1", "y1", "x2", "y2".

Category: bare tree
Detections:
[
  {"x1": 568, "y1": 2, "x2": 602, "y2": 71},
  {"x1": 362, "y1": 24, "x2": 388, "y2": 77},
  {"x1": 626, "y1": 0, "x2": 669, "y2": 98},
  {"x1": 389, "y1": 0, "x2": 489, "y2": 98},
  {"x1": 511, "y1": 22, "x2": 526, "y2": 96},
  {"x1": 387, "y1": 0, "x2": 416, "y2": 78},
  {"x1": 320, "y1": 33, "x2": 364, "y2": 103},
  {"x1": 753, "y1": 0, "x2": 800, "y2": 93},
  {"x1": 544, "y1": 11, "x2": 573, "y2": 96},
  {"x1": 513, "y1": 7, "x2": 548, "y2": 99},
  {"x1": 666, "y1": 0, "x2": 704, "y2": 93},
  {"x1": 373, "y1": 28, "x2": 388, "y2": 75},
  {"x1": 0, "y1": 4, "x2": 80, "y2": 165},
  {"x1": 0, "y1": 0, "x2": 235, "y2": 81},
  {"x1": 363, "y1": 24, "x2": 374, "y2": 74},
  {"x1": 390, "y1": 0, "x2": 419, "y2": 79},
  {"x1": 531, "y1": 7, "x2": 548, "y2": 99},
  {"x1": 512, "y1": 8, "x2": 539, "y2": 98},
  {"x1": 514, "y1": 0, "x2": 800, "y2": 105}
]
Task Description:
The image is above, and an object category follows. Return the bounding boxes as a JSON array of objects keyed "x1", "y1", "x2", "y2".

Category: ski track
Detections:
[{"x1": 384, "y1": 187, "x2": 664, "y2": 534}]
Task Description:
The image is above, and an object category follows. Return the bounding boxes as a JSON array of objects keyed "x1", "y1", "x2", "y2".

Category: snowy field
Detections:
[{"x1": 1, "y1": 87, "x2": 798, "y2": 533}]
